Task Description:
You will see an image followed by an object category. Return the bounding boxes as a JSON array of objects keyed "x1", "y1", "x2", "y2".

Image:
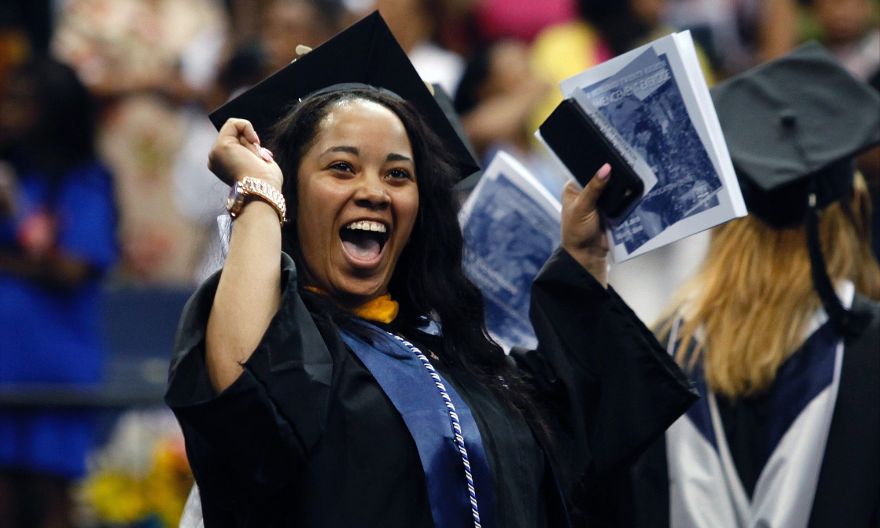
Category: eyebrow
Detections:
[
  {"x1": 322, "y1": 146, "x2": 413, "y2": 163},
  {"x1": 324, "y1": 146, "x2": 359, "y2": 156},
  {"x1": 386, "y1": 153, "x2": 413, "y2": 163}
]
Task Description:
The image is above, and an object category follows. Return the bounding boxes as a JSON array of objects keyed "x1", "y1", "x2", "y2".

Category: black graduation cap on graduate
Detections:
[
  {"x1": 209, "y1": 11, "x2": 481, "y2": 180},
  {"x1": 711, "y1": 41, "x2": 880, "y2": 227},
  {"x1": 711, "y1": 42, "x2": 880, "y2": 336}
]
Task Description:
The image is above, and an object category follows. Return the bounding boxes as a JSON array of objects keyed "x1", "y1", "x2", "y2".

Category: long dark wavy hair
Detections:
[{"x1": 269, "y1": 86, "x2": 544, "y2": 424}]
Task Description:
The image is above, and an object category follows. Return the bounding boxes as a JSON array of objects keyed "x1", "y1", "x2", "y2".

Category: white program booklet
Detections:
[
  {"x1": 550, "y1": 31, "x2": 747, "y2": 262},
  {"x1": 459, "y1": 151, "x2": 562, "y2": 351}
]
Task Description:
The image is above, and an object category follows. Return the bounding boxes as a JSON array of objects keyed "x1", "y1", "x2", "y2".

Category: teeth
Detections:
[{"x1": 345, "y1": 220, "x2": 387, "y2": 233}]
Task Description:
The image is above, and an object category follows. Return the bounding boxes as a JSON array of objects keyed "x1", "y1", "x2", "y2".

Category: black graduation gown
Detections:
[
  {"x1": 598, "y1": 295, "x2": 880, "y2": 527},
  {"x1": 165, "y1": 249, "x2": 697, "y2": 527}
]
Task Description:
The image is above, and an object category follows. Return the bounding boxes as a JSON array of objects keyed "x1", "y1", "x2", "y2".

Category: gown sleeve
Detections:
[
  {"x1": 514, "y1": 248, "x2": 697, "y2": 490},
  {"x1": 164, "y1": 253, "x2": 334, "y2": 523}
]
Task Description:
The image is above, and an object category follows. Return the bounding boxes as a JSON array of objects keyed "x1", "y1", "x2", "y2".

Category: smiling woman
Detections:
[
  {"x1": 292, "y1": 98, "x2": 419, "y2": 306},
  {"x1": 164, "y1": 13, "x2": 697, "y2": 528}
]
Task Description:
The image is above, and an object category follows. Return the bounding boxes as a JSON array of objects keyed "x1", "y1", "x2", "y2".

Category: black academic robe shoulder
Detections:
[{"x1": 165, "y1": 249, "x2": 695, "y2": 527}]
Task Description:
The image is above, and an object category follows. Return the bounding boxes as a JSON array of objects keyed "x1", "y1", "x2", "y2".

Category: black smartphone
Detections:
[{"x1": 539, "y1": 99, "x2": 644, "y2": 219}]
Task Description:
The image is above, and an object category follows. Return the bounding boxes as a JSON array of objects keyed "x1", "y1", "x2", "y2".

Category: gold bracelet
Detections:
[{"x1": 226, "y1": 176, "x2": 287, "y2": 225}]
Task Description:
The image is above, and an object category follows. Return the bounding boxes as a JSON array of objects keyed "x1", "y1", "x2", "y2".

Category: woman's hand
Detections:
[
  {"x1": 560, "y1": 163, "x2": 612, "y2": 288},
  {"x1": 207, "y1": 118, "x2": 282, "y2": 188}
]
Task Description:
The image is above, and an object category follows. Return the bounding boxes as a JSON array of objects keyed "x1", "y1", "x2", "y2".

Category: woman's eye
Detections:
[
  {"x1": 388, "y1": 168, "x2": 413, "y2": 181},
  {"x1": 329, "y1": 161, "x2": 354, "y2": 173}
]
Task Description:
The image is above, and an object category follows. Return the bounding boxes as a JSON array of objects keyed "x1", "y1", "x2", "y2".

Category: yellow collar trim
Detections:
[{"x1": 304, "y1": 286, "x2": 399, "y2": 324}]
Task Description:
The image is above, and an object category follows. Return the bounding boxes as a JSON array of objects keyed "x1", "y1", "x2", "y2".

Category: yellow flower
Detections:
[
  {"x1": 81, "y1": 472, "x2": 148, "y2": 523},
  {"x1": 81, "y1": 432, "x2": 193, "y2": 527},
  {"x1": 146, "y1": 438, "x2": 194, "y2": 527}
]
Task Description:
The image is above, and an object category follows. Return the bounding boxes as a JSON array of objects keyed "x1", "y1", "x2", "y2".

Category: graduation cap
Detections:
[
  {"x1": 209, "y1": 11, "x2": 480, "y2": 180},
  {"x1": 711, "y1": 42, "x2": 880, "y2": 335},
  {"x1": 711, "y1": 41, "x2": 880, "y2": 227}
]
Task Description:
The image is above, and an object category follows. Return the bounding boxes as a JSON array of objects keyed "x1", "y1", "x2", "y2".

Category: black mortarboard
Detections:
[
  {"x1": 711, "y1": 42, "x2": 880, "y2": 336},
  {"x1": 209, "y1": 11, "x2": 480, "y2": 180},
  {"x1": 429, "y1": 82, "x2": 483, "y2": 193},
  {"x1": 711, "y1": 41, "x2": 880, "y2": 227}
]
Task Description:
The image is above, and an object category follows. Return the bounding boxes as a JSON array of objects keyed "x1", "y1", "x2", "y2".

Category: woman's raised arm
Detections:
[{"x1": 204, "y1": 118, "x2": 285, "y2": 392}]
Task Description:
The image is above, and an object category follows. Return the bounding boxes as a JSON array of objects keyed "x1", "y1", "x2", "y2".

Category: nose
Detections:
[{"x1": 353, "y1": 176, "x2": 390, "y2": 211}]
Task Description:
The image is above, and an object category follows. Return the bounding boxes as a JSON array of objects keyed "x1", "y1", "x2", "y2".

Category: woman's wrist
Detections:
[
  {"x1": 227, "y1": 176, "x2": 287, "y2": 224},
  {"x1": 234, "y1": 172, "x2": 283, "y2": 191},
  {"x1": 561, "y1": 244, "x2": 609, "y2": 289}
]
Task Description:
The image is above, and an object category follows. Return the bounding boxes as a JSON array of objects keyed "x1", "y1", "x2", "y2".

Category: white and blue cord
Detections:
[{"x1": 387, "y1": 332, "x2": 482, "y2": 528}]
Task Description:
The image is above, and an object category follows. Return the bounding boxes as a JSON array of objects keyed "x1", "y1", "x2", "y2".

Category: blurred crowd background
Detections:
[{"x1": 0, "y1": 0, "x2": 877, "y2": 526}]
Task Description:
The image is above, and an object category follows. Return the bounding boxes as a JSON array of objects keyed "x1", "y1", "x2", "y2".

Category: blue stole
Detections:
[{"x1": 338, "y1": 323, "x2": 497, "y2": 528}]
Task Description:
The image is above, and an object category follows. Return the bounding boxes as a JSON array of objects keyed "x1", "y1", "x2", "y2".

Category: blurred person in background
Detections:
[
  {"x1": 755, "y1": 0, "x2": 880, "y2": 74},
  {"x1": 0, "y1": 57, "x2": 118, "y2": 528},
  {"x1": 473, "y1": 0, "x2": 575, "y2": 43},
  {"x1": 453, "y1": 39, "x2": 566, "y2": 198},
  {"x1": 0, "y1": 1, "x2": 51, "y2": 58},
  {"x1": 0, "y1": 7, "x2": 32, "y2": 89},
  {"x1": 531, "y1": 0, "x2": 715, "y2": 131},
  {"x1": 348, "y1": 0, "x2": 466, "y2": 95},
  {"x1": 262, "y1": 0, "x2": 346, "y2": 74},
  {"x1": 809, "y1": 0, "x2": 880, "y2": 85},
  {"x1": 807, "y1": 0, "x2": 880, "y2": 259},
  {"x1": 661, "y1": 0, "x2": 803, "y2": 77},
  {"x1": 52, "y1": 0, "x2": 228, "y2": 285}
]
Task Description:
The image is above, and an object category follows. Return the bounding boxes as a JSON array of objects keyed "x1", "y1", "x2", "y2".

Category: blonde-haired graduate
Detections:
[{"x1": 592, "y1": 42, "x2": 880, "y2": 528}]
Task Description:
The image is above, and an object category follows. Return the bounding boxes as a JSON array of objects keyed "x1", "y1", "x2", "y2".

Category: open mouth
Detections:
[{"x1": 340, "y1": 220, "x2": 390, "y2": 263}]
